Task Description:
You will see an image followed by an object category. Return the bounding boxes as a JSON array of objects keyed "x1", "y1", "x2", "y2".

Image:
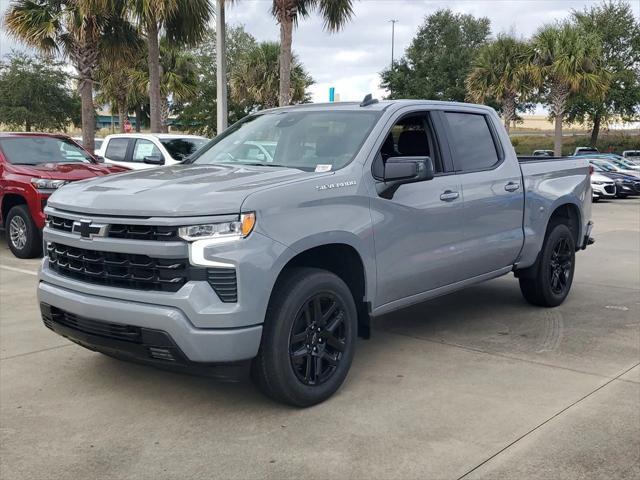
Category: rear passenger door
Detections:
[{"x1": 441, "y1": 110, "x2": 524, "y2": 277}]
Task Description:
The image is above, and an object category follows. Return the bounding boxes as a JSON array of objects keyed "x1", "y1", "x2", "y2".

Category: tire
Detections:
[
  {"x1": 5, "y1": 205, "x2": 42, "y2": 259},
  {"x1": 251, "y1": 267, "x2": 357, "y2": 407},
  {"x1": 519, "y1": 221, "x2": 575, "y2": 307}
]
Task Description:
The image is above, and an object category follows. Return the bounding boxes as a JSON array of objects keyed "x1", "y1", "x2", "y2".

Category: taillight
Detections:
[{"x1": 588, "y1": 165, "x2": 594, "y2": 175}]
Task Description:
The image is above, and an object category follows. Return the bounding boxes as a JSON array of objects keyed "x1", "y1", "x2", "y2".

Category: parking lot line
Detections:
[
  {"x1": 457, "y1": 361, "x2": 640, "y2": 480},
  {"x1": 0, "y1": 264, "x2": 38, "y2": 276}
]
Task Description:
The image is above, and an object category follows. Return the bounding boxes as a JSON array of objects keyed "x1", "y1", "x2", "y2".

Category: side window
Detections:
[
  {"x1": 132, "y1": 139, "x2": 162, "y2": 162},
  {"x1": 373, "y1": 112, "x2": 443, "y2": 179},
  {"x1": 444, "y1": 112, "x2": 500, "y2": 171},
  {"x1": 105, "y1": 138, "x2": 130, "y2": 161}
]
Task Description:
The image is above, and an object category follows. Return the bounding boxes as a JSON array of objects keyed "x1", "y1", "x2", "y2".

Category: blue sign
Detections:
[{"x1": 329, "y1": 87, "x2": 335, "y2": 103}]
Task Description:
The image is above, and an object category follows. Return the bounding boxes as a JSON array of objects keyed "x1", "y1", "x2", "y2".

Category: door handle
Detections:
[
  {"x1": 440, "y1": 190, "x2": 459, "y2": 201},
  {"x1": 504, "y1": 182, "x2": 520, "y2": 192}
]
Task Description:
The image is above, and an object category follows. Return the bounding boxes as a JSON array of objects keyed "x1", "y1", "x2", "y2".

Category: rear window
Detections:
[
  {"x1": 160, "y1": 138, "x2": 208, "y2": 161},
  {"x1": 0, "y1": 136, "x2": 92, "y2": 164},
  {"x1": 105, "y1": 138, "x2": 129, "y2": 161},
  {"x1": 444, "y1": 112, "x2": 500, "y2": 171}
]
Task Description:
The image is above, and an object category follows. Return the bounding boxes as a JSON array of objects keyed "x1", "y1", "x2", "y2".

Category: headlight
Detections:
[
  {"x1": 178, "y1": 213, "x2": 256, "y2": 242},
  {"x1": 592, "y1": 181, "x2": 604, "y2": 185},
  {"x1": 31, "y1": 178, "x2": 68, "y2": 190}
]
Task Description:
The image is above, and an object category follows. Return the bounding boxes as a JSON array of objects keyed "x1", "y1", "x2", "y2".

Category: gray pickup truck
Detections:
[{"x1": 38, "y1": 98, "x2": 593, "y2": 406}]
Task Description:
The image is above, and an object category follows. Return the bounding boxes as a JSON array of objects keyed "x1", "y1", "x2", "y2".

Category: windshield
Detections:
[
  {"x1": 592, "y1": 160, "x2": 617, "y2": 171},
  {"x1": 160, "y1": 137, "x2": 208, "y2": 161},
  {"x1": 188, "y1": 110, "x2": 381, "y2": 171},
  {"x1": 0, "y1": 136, "x2": 93, "y2": 165}
]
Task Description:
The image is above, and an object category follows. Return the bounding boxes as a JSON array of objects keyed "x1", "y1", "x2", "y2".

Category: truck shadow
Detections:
[{"x1": 82, "y1": 275, "x2": 527, "y2": 409}]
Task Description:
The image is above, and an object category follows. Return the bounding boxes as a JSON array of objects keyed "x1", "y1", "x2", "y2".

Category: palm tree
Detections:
[
  {"x1": 271, "y1": 0, "x2": 354, "y2": 106},
  {"x1": 230, "y1": 41, "x2": 312, "y2": 110},
  {"x1": 132, "y1": 0, "x2": 211, "y2": 132},
  {"x1": 4, "y1": 0, "x2": 136, "y2": 153},
  {"x1": 532, "y1": 22, "x2": 609, "y2": 156},
  {"x1": 466, "y1": 36, "x2": 534, "y2": 134},
  {"x1": 128, "y1": 40, "x2": 198, "y2": 132}
]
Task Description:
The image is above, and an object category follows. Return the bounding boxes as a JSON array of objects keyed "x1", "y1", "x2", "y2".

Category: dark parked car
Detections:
[
  {"x1": 0, "y1": 133, "x2": 127, "y2": 258},
  {"x1": 590, "y1": 161, "x2": 640, "y2": 197}
]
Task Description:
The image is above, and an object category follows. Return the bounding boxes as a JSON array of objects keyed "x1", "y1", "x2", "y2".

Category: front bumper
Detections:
[
  {"x1": 592, "y1": 183, "x2": 616, "y2": 199},
  {"x1": 38, "y1": 281, "x2": 262, "y2": 362}
]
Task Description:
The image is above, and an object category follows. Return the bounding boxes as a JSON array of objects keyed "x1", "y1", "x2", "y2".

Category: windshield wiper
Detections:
[{"x1": 238, "y1": 162, "x2": 288, "y2": 168}]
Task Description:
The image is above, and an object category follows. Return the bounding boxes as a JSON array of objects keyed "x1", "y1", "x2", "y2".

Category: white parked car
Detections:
[
  {"x1": 622, "y1": 150, "x2": 640, "y2": 161},
  {"x1": 71, "y1": 137, "x2": 104, "y2": 153},
  {"x1": 574, "y1": 146, "x2": 599, "y2": 156},
  {"x1": 97, "y1": 134, "x2": 209, "y2": 170},
  {"x1": 591, "y1": 172, "x2": 616, "y2": 202}
]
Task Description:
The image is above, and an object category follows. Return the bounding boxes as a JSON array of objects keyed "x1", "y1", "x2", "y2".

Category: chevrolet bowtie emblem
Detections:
[{"x1": 72, "y1": 220, "x2": 107, "y2": 239}]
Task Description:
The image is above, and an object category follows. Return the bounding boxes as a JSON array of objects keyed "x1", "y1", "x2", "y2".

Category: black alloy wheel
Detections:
[
  {"x1": 549, "y1": 237, "x2": 572, "y2": 295},
  {"x1": 289, "y1": 293, "x2": 346, "y2": 386},
  {"x1": 251, "y1": 267, "x2": 357, "y2": 407}
]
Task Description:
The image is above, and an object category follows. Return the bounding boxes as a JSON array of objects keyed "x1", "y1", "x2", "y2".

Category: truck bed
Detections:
[{"x1": 516, "y1": 155, "x2": 592, "y2": 269}]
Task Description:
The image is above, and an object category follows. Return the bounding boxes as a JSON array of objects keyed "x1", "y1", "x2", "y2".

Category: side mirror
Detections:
[
  {"x1": 93, "y1": 155, "x2": 105, "y2": 163},
  {"x1": 143, "y1": 155, "x2": 165, "y2": 165},
  {"x1": 378, "y1": 156, "x2": 435, "y2": 199}
]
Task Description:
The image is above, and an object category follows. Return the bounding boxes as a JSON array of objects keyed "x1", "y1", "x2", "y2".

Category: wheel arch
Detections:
[
  {"x1": 271, "y1": 242, "x2": 372, "y2": 338},
  {"x1": 1, "y1": 193, "x2": 28, "y2": 227},
  {"x1": 546, "y1": 202, "x2": 581, "y2": 247}
]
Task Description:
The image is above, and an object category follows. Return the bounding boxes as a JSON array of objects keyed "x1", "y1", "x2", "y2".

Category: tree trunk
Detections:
[
  {"x1": 550, "y1": 82, "x2": 568, "y2": 157},
  {"x1": 25, "y1": 119, "x2": 31, "y2": 132},
  {"x1": 590, "y1": 111, "x2": 601, "y2": 148},
  {"x1": 502, "y1": 94, "x2": 516, "y2": 135},
  {"x1": 554, "y1": 114, "x2": 563, "y2": 157},
  {"x1": 118, "y1": 96, "x2": 127, "y2": 133},
  {"x1": 216, "y1": 0, "x2": 228, "y2": 134},
  {"x1": 135, "y1": 104, "x2": 142, "y2": 132},
  {"x1": 147, "y1": 18, "x2": 162, "y2": 133},
  {"x1": 160, "y1": 96, "x2": 170, "y2": 133},
  {"x1": 278, "y1": 7, "x2": 294, "y2": 107},
  {"x1": 79, "y1": 78, "x2": 95, "y2": 154}
]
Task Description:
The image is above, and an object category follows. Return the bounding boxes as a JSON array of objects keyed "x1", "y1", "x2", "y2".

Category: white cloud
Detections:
[{"x1": 2, "y1": 0, "x2": 639, "y2": 105}]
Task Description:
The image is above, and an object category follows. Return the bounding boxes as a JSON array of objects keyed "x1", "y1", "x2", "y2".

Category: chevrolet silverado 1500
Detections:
[{"x1": 38, "y1": 98, "x2": 593, "y2": 406}]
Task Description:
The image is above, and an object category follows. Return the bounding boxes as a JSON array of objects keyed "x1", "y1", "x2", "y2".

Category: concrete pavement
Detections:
[{"x1": 1, "y1": 198, "x2": 638, "y2": 479}]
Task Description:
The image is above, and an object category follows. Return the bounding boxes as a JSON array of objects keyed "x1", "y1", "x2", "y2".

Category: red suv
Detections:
[{"x1": 0, "y1": 133, "x2": 128, "y2": 258}]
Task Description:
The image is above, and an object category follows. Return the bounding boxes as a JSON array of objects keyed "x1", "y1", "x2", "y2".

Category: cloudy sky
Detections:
[{"x1": 2, "y1": 0, "x2": 639, "y2": 103}]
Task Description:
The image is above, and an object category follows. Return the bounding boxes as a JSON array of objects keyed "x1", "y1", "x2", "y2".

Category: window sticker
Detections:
[{"x1": 315, "y1": 164, "x2": 332, "y2": 172}]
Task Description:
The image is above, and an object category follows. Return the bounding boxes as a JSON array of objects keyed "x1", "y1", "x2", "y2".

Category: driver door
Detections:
[{"x1": 370, "y1": 110, "x2": 467, "y2": 309}]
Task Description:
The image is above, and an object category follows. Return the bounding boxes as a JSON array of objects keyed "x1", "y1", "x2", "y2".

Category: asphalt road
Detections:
[{"x1": 1, "y1": 198, "x2": 638, "y2": 480}]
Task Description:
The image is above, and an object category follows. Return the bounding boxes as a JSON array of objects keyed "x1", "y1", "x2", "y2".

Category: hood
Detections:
[
  {"x1": 599, "y1": 171, "x2": 636, "y2": 181},
  {"x1": 10, "y1": 161, "x2": 126, "y2": 180},
  {"x1": 592, "y1": 172, "x2": 614, "y2": 183},
  {"x1": 48, "y1": 164, "x2": 315, "y2": 217}
]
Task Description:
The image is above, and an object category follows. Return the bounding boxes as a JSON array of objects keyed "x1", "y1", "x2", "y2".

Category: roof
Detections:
[
  {"x1": 102, "y1": 133, "x2": 208, "y2": 140},
  {"x1": 258, "y1": 99, "x2": 496, "y2": 114},
  {"x1": 0, "y1": 132, "x2": 71, "y2": 139}
]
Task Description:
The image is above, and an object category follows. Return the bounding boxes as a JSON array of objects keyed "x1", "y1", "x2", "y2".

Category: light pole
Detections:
[
  {"x1": 216, "y1": 0, "x2": 228, "y2": 134},
  {"x1": 389, "y1": 19, "x2": 398, "y2": 70}
]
